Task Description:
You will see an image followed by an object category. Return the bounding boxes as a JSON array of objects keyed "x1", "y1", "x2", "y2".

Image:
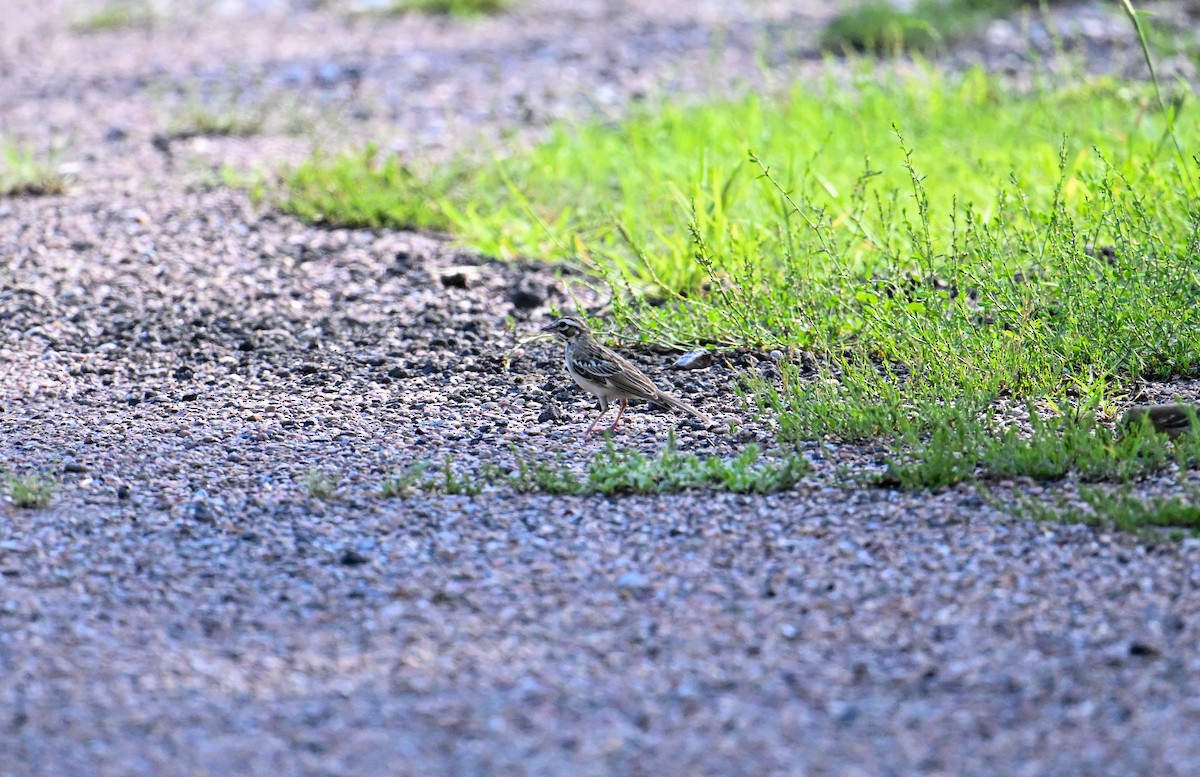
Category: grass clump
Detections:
[
  {"x1": 1, "y1": 143, "x2": 68, "y2": 197},
  {"x1": 70, "y1": 1, "x2": 154, "y2": 33},
  {"x1": 880, "y1": 406, "x2": 1200, "y2": 490},
  {"x1": 1021, "y1": 487, "x2": 1200, "y2": 535},
  {"x1": 282, "y1": 146, "x2": 452, "y2": 231},
  {"x1": 583, "y1": 436, "x2": 808, "y2": 495},
  {"x1": 386, "y1": 0, "x2": 507, "y2": 16},
  {"x1": 381, "y1": 457, "x2": 484, "y2": 496},
  {"x1": 381, "y1": 462, "x2": 430, "y2": 497},
  {"x1": 820, "y1": 0, "x2": 1058, "y2": 55},
  {"x1": 6, "y1": 473, "x2": 56, "y2": 509},
  {"x1": 381, "y1": 439, "x2": 807, "y2": 498},
  {"x1": 165, "y1": 102, "x2": 267, "y2": 141},
  {"x1": 303, "y1": 469, "x2": 339, "y2": 500}
]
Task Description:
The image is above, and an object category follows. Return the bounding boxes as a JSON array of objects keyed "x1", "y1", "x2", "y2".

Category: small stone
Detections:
[
  {"x1": 116, "y1": 485, "x2": 131, "y2": 500},
  {"x1": 509, "y1": 282, "x2": 546, "y2": 310},
  {"x1": 440, "y1": 271, "x2": 469, "y2": 289},
  {"x1": 62, "y1": 461, "x2": 87, "y2": 474},
  {"x1": 616, "y1": 571, "x2": 651, "y2": 597},
  {"x1": 340, "y1": 549, "x2": 370, "y2": 566},
  {"x1": 538, "y1": 402, "x2": 567, "y2": 423},
  {"x1": 315, "y1": 63, "x2": 343, "y2": 86},
  {"x1": 187, "y1": 499, "x2": 215, "y2": 523},
  {"x1": 673, "y1": 349, "x2": 713, "y2": 370},
  {"x1": 104, "y1": 127, "x2": 127, "y2": 143},
  {"x1": 1129, "y1": 641, "x2": 1159, "y2": 658}
]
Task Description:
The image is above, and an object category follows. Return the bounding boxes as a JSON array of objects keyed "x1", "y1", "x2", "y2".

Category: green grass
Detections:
[
  {"x1": 279, "y1": 11, "x2": 1200, "y2": 517},
  {"x1": 381, "y1": 438, "x2": 808, "y2": 497},
  {"x1": 819, "y1": 0, "x2": 1068, "y2": 55},
  {"x1": 161, "y1": 93, "x2": 274, "y2": 143},
  {"x1": 1021, "y1": 487, "x2": 1200, "y2": 535},
  {"x1": 282, "y1": 146, "x2": 453, "y2": 231},
  {"x1": 881, "y1": 406, "x2": 1200, "y2": 490},
  {"x1": 384, "y1": 0, "x2": 507, "y2": 16},
  {"x1": 303, "y1": 469, "x2": 339, "y2": 500},
  {"x1": 579, "y1": 438, "x2": 808, "y2": 495},
  {"x1": 1, "y1": 142, "x2": 68, "y2": 197},
  {"x1": 70, "y1": 1, "x2": 155, "y2": 33},
  {"x1": 6, "y1": 473, "x2": 55, "y2": 509}
]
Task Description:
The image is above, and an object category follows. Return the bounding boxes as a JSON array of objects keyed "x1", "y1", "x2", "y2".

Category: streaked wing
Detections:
[{"x1": 572, "y1": 344, "x2": 660, "y2": 400}]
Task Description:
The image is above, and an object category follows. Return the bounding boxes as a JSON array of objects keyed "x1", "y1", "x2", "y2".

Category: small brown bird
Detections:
[
  {"x1": 541, "y1": 315, "x2": 712, "y2": 434},
  {"x1": 1120, "y1": 403, "x2": 1198, "y2": 439}
]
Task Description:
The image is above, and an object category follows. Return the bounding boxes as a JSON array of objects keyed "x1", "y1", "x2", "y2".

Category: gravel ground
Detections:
[{"x1": 3, "y1": 1, "x2": 1200, "y2": 775}]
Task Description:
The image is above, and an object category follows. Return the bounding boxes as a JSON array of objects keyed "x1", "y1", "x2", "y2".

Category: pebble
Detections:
[{"x1": 673, "y1": 349, "x2": 713, "y2": 370}]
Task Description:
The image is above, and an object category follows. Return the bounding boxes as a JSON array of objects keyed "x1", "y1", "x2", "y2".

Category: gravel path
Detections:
[{"x1": 3, "y1": 1, "x2": 1200, "y2": 775}]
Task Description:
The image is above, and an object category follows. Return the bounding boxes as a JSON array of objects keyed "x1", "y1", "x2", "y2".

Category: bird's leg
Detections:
[
  {"x1": 609, "y1": 399, "x2": 629, "y2": 431},
  {"x1": 586, "y1": 397, "x2": 610, "y2": 435}
]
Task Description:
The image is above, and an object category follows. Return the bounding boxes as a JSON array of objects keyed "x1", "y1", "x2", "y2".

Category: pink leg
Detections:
[
  {"x1": 586, "y1": 405, "x2": 610, "y2": 434},
  {"x1": 608, "y1": 399, "x2": 629, "y2": 431}
]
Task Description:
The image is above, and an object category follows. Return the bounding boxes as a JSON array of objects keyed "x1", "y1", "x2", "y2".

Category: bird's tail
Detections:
[{"x1": 658, "y1": 392, "x2": 713, "y2": 424}]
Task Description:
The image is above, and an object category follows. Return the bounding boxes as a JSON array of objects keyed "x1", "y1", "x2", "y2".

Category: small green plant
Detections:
[
  {"x1": 387, "y1": 0, "x2": 507, "y2": 16},
  {"x1": 381, "y1": 462, "x2": 431, "y2": 497},
  {"x1": 504, "y1": 448, "x2": 585, "y2": 495},
  {"x1": 380, "y1": 441, "x2": 805, "y2": 498},
  {"x1": 6, "y1": 473, "x2": 55, "y2": 509},
  {"x1": 879, "y1": 405, "x2": 1200, "y2": 490},
  {"x1": 304, "y1": 469, "x2": 338, "y2": 500},
  {"x1": 820, "y1": 0, "x2": 1072, "y2": 55},
  {"x1": 585, "y1": 433, "x2": 808, "y2": 495},
  {"x1": 1021, "y1": 487, "x2": 1200, "y2": 535},
  {"x1": 437, "y1": 457, "x2": 484, "y2": 495},
  {"x1": 165, "y1": 101, "x2": 267, "y2": 141},
  {"x1": 0, "y1": 142, "x2": 68, "y2": 197},
  {"x1": 821, "y1": 2, "x2": 943, "y2": 54},
  {"x1": 280, "y1": 146, "x2": 452, "y2": 231},
  {"x1": 70, "y1": 1, "x2": 155, "y2": 33}
]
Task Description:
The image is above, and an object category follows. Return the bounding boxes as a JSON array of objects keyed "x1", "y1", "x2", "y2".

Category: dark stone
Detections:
[
  {"x1": 104, "y1": 127, "x2": 128, "y2": 143},
  {"x1": 339, "y1": 549, "x2": 370, "y2": 566},
  {"x1": 62, "y1": 461, "x2": 87, "y2": 474},
  {"x1": 538, "y1": 402, "x2": 567, "y2": 423},
  {"x1": 440, "y1": 271, "x2": 469, "y2": 289},
  {"x1": 673, "y1": 349, "x2": 713, "y2": 370},
  {"x1": 116, "y1": 485, "x2": 131, "y2": 500},
  {"x1": 509, "y1": 282, "x2": 546, "y2": 310},
  {"x1": 188, "y1": 500, "x2": 215, "y2": 523}
]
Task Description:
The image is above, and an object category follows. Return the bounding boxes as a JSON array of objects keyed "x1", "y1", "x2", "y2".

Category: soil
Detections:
[{"x1": 2, "y1": 1, "x2": 1200, "y2": 775}]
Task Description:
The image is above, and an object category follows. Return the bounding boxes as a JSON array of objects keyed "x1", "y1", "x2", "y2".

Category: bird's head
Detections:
[{"x1": 540, "y1": 315, "x2": 591, "y2": 342}]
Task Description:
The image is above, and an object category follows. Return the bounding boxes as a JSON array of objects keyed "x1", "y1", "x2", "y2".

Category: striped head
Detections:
[{"x1": 540, "y1": 315, "x2": 592, "y2": 342}]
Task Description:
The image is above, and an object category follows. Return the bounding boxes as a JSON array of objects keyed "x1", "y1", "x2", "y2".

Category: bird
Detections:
[
  {"x1": 1120, "y1": 403, "x2": 1198, "y2": 439},
  {"x1": 540, "y1": 315, "x2": 712, "y2": 434}
]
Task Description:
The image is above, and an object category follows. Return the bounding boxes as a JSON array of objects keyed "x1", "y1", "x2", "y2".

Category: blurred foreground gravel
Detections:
[{"x1": 2, "y1": 0, "x2": 1200, "y2": 775}]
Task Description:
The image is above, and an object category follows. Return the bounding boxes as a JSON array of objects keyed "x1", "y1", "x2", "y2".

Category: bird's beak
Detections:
[{"x1": 540, "y1": 322, "x2": 555, "y2": 332}]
